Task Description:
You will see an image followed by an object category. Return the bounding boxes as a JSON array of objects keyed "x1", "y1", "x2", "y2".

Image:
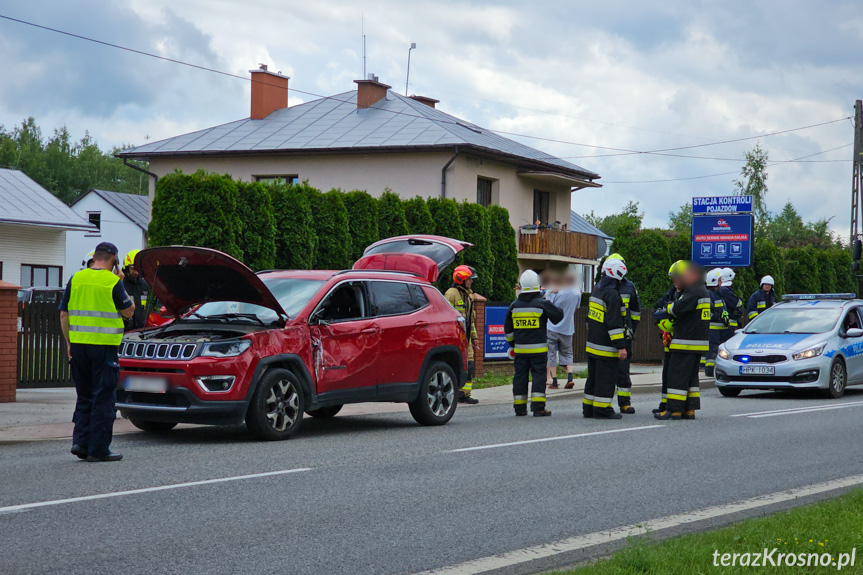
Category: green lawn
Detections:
[
  {"x1": 473, "y1": 367, "x2": 588, "y2": 389},
  {"x1": 552, "y1": 490, "x2": 863, "y2": 574}
]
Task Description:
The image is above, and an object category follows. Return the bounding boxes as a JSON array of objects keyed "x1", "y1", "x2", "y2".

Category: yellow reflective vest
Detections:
[{"x1": 68, "y1": 269, "x2": 125, "y2": 346}]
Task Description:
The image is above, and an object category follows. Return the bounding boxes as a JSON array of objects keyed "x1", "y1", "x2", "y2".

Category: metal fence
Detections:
[{"x1": 17, "y1": 302, "x2": 73, "y2": 387}]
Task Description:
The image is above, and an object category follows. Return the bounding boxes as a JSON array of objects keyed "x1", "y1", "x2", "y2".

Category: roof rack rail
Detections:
[
  {"x1": 333, "y1": 269, "x2": 423, "y2": 278},
  {"x1": 782, "y1": 293, "x2": 857, "y2": 301}
]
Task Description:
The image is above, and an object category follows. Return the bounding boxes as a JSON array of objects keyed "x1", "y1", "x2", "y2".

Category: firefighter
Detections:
[
  {"x1": 122, "y1": 249, "x2": 150, "y2": 331},
  {"x1": 654, "y1": 262, "x2": 710, "y2": 420},
  {"x1": 445, "y1": 265, "x2": 480, "y2": 404},
  {"x1": 584, "y1": 258, "x2": 628, "y2": 420},
  {"x1": 747, "y1": 276, "x2": 777, "y2": 320},
  {"x1": 605, "y1": 253, "x2": 640, "y2": 414},
  {"x1": 652, "y1": 261, "x2": 687, "y2": 414},
  {"x1": 505, "y1": 270, "x2": 564, "y2": 417},
  {"x1": 719, "y1": 268, "x2": 743, "y2": 343},
  {"x1": 81, "y1": 250, "x2": 95, "y2": 269},
  {"x1": 704, "y1": 269, "x2": 727, "y2": 377}
]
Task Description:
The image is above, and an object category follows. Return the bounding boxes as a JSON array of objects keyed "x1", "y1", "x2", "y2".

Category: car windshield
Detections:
[
  {"x1": 744, "y1": 307, "x2": 842, "y2": 334},
  {"x1": 189, "y1": 278, "x2": 324, "y2": 324}
]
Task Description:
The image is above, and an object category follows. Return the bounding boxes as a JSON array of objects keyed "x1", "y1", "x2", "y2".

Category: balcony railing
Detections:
[{"x1": 518, "y1": 228, "x2": 598, "y2": 260}]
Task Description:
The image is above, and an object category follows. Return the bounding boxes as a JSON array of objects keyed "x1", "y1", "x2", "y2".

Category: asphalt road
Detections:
[{"x1": 2, "y1": 387, "x2": 863, "y2": 575}]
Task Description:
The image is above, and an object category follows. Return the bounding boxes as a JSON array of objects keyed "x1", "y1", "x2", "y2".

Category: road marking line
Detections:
[
  {"x1": 731, "y1": 401, "x2": 863, "y2": 418},
  {"x1": 449, "y1": 425, "x2": 664, "y2": 453},
  {"x1": 412, "y1": 474, "x2": 863, "y2": 575},
  {"x1": 0, "y1": 468, "x2": 312, "y2": 514}
]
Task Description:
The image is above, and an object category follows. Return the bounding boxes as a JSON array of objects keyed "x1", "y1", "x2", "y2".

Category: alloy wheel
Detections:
[
  {"x1": 832, "y1": 362, "x2": 846, "y2": 394},
  {"x1": 427, "y1": 370, "x2": 455, "y2": 417},
  {"x1": 266, "y1": 378, "x2": 299, "y2": 432}
]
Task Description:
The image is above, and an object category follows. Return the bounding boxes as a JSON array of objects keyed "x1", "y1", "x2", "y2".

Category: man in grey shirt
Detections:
[{"x1": 545, "y1": 269, "x2": 582, "y2": 389}]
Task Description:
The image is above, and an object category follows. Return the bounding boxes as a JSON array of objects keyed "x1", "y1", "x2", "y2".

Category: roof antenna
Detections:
[
  {"x1": 362, "y1": 13, "x2": 366, "y2": 78},
  {"x1": 405, "y1": 42, "x2": 416, "y2": 96}
]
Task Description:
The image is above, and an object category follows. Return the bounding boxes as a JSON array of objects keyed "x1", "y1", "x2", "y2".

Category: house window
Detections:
[
  {"x1": 476, "y1": 177, "x2": 493, "y2": 207},
  {"x1": 87, "y1": 212, "x2": 101, "y2": 237},
  {"x1": 21, "y1": 264, "x2": 62, "y2": 288},
  {"x1": 533, "y1": 190, "x2": 550, "y2": 226},
  {"x1": 255, "y1": 175, "x2": 300, "y2": 185},
  {"x1": 0, "y1": 261, "x2": 3, "y2": 281}
]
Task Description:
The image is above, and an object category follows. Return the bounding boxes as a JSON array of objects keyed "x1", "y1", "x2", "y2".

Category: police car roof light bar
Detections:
[{"x1": 782, "y1": 293, "x2": 857, "y2": 301}]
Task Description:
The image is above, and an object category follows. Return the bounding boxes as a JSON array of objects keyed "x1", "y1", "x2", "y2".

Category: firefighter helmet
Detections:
[
  {"x1": 607, "y1": 253, "x2": 625, "y2": 263},
  {"x1": 760, "y1": 275, "x2": 775, "y2": 287},
  {"x1": 668, "y1": 260, "x2": 688, "y2": 278},
  {"x1": 705, "y1": 268, "x2": 723, "y2": 287},
  {"x1": 603, "y1": 258, "x2": 628, "y2": 280},
  {"x1": 124, "y1": 249, "x2": 141, "y2": 269},
  {"x1": 519, "y1": 270, "x2": 541, "y2": 293},
  {"x1": 81, "y1": 250, "x2": 95, "y2": 269},
  {"x1": 453, "y1": 265, "x2": 477, "y2": 285}
]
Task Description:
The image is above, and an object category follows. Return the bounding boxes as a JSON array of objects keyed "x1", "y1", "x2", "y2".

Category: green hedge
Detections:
[
  {"x1": 377, "y1": 190, "x2": 410, "y2": 239},
  {"x1": 459, "y1": 201, "x2": 495, "y2": 296},
  {"x1": 487, "y1": 205, "x2": 518, "y2": 301},
  {"x1": 343, "y1": 190, "x2": 379, "y2": 261},
  {"x1": 610, "y1": 227, "x2": 672, "y2": 305},
  {"x1": 404, "y1": 196, "x2": 436, "y2": 235},
  {"x1": 236, "y1": 180, "x2": 276, "y2": 270},
  {"x1": 427, "y1": 198, "x2": 465, "y2": 290},
  {"x1": 270, "y1": 182, "x2": 316, "y2": 269},
  {"x1": 312, "y1": 189, "x2": 353, "y2": 269}
]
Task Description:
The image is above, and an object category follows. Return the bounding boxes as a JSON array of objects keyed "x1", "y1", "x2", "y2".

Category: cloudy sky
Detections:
[{"x1": 0, "y1": 1, "x2": 859, "y2": 231}]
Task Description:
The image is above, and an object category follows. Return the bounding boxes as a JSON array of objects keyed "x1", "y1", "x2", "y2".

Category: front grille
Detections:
[
  {"x1": 732, "y1": 354, "x2": 787, "y2": 364},
  {"x1": 122, "y1": 366, "x2": 185, "y2": 374},
  {"x1": 120, "y1": 341, "x2": 198, "y2": 360}
]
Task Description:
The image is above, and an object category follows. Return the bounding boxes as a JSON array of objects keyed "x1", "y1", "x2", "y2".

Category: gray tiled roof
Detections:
[
  {"x1": 570, "y1": 211, "x2": 612, "y2": 239},
  {"x1": 0, "y1": 169, "x2": 94, "y2": 231},
  {"x1": 78, "y1": 189, "x2": 150, "y2": 231},
  {"x1": 120, "y1": 91, "x2": 599, "y2": 179}
]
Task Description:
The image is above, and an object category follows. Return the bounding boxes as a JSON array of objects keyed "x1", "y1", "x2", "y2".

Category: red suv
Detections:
[{"x1": 117, "y1": 236, "x2": 470, "y2": 440}]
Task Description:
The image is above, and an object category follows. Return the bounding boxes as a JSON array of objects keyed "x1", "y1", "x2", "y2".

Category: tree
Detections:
[
  {"x1": 311, "y1": 189, "x2": 353, "y2": 270},
  {"x1": 487, "y1": 205, "x2": 519, "y2": 302},
  {"x1": 403, "y1": 196, "x2": 436, "y2": 235},
  {"x1": 148, "y1": 170, "x2": 243, "y2": 260},
  {"x1": 666, "y1": 203, "x2": 693, "y2": 234},
  {"x1": 342, "y1": 190, "x2": 379, "y2": 261},
  {"x1": 733, "y1": 144, "x2": 769, "y2": 233},
  {"x1": 766, "y1": 201, "x2": 805, "y2": 248},
  {"x1": 458, "y1": 202, "x2": 494, "y2": 297},
  {"x1": 270, "y1": 182, "x2": 316, "y2": 269},
  {"x1": 427, "y1": 197, "x2": 464, "y2": 289},
  {"x1": 784, "y1": 246, "x2": 820, "y2": 295},
  {"x1": 377, "y1": 189, "x2": 410, "y2": 239},
  {"x1": 235, "y1": 181, "x2": 276, "y2": 271},
  {"x1": 832, "y1": 248, "x2": 857, "y2": 294},
  {"x1": 610, "y1": 227, "x2": 671, "y2": 305},
  {"x1": 667, "y1": 231, "x2": 691, "y2": 263},
  {"x1": 583, "y1": 200, "x2": 643, "y2": 238},
  {"x1": 752, "y1": 238, "x2": 784, "y2": 296}
]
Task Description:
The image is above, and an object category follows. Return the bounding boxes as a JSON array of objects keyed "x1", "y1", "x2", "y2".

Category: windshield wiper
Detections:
[{"x1": 199, "y1": 312, "x2": 268, "y2": 326}]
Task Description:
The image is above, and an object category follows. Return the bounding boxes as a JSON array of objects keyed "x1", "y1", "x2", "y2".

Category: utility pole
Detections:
[
  {"x1": 405, "y1": 43, "x2": 416, "y2": 96},
  {"x1": 852, "y1": 100, "x2": 863, "y2": 272}
]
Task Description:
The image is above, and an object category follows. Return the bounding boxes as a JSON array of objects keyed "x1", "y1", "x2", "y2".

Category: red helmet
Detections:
[{"x1": 453, "y1": 265, "x2": 477, "y2": 285}]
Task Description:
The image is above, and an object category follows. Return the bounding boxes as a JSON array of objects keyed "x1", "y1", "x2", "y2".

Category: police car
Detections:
[{"x1": 714, "y1": 294, "x2": 863, "y2": 398}]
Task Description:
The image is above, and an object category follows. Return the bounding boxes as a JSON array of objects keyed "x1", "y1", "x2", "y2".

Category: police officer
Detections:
[
  {"x1": 59, "y1": 242, "x2": 134, "y2": 462},
  {"x1": 584, "y1": 258, "x2": 628, "y2": 420},
  {"x1": 445, "y1": 265, "x2": 480, "y2": 404},
  {"x1": 747, "y1": 275, "x2": 777, "y2": 320},
  {"x1": 122, "y1": 249, "x2": 150, "y2": 331},
  {"x1": 654, "y1": 262, "x2": 710, "y2": 420},
  {"x1": 704, "y1": 269, "x2": 727, "y2": 377},
  {"x1": 505, "y1": 270, "x2": 563, "y2": 417},
  {"x1": 652, "y1": 261, "x2": 687, "y2": 414},
  {"x1": 719, "y1": 268, "x2": 743, "y2": 343},
  {"x1": 605, "y1": 253, "x2": 641, "y2": 414}
]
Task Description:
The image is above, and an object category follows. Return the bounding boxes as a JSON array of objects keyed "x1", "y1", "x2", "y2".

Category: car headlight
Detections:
[
  {"x1": 717, "y1": 346, "x2": 730, "y2": 360},
  {"x1": 792, "y1": 343, "x2": 827, "y2": 361},
  {"x1": 201, "y1": 339, "x2": 252, "y2": 357}
]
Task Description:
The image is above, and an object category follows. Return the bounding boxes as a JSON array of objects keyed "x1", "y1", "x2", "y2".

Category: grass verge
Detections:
[
  {"x1": 551, "y1": 489, "x2": 863, "y2": 574},
  {"x1": 472, "y1": 367, "x2": 588, "y2": 390}
]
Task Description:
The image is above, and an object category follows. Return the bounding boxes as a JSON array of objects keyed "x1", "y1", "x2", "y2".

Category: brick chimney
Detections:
[
  {"x1": 354, "y1": 76, "x2": 391, "y2": 109},
  {"x1": 409, "y1": 95, "x2": 439, "y2": 109},
  {"x1": 250, "y1": 65, "x2": 289, "y2": 120}
]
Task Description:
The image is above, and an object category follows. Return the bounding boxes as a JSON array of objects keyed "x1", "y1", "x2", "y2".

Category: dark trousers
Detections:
[
  {"x1": 704, "y1": 330, "x2": 721, "y2": 376},
  {"x1": 665, "y1": 352, "x2": 701, "y2": 413},
  {"x1": 585, "y1": 355, "x2": 618, "y2": 417},
  {"x1": 616, "y1": 341, "x2": 633, "y2": 407},
  {"x1": 71, "y1": 343, "x2": 120, "y2": 457},
  {"x1": 659, "y1": 350, "x2": 671, "y2": 410},
  {"x1": 513, "y1": 354, "x2": 547, "y2": 413}
]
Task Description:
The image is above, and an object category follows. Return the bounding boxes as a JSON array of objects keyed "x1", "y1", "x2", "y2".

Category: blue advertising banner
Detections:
[
  {"x1": 692, "y1": 195, "x2": 752, "y2": 214},
  {"x1": 484, "y1": 306, "x2": 511, "y2": 360},
  {"x1": 691, "y1": 214, "x2": 753, "y2": 267}
]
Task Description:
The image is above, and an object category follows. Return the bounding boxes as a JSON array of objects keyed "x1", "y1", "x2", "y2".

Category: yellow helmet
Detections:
[
  {"x1": 607, "y1": 253, "x2": 625, "y2": 263},
  {"x1": 124, "y1": 249, "x2": 141, "y2": 269},
  {"x1": 658, "y1": 318, "x2": 675, "y2": 333},
  {"x1": 668, "y1": 260, "x2": 688, "y2": 278},
  {"x1": 81, "y1": 250, "x2": 95, "y2": 269}
]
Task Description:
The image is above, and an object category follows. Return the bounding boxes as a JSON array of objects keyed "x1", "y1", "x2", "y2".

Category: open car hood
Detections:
[
  {"x1": 135, "y1": 246, "x2": 287, "y2": 318},
  {"x1": 360, "y1": 236, "x2": 472, "y2": 273}
]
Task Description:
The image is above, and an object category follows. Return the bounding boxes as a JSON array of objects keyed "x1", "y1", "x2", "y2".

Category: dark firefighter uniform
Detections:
[
  {"x1": 653, "y1": 285, "x2": 682, "y2": 412},
  {"x1": 617, "y1": 278, "x2": 641, "y2": 410},
  {"x1": 584, "y1": 277, "x2": 627, "y2": 418},
  {"x1": 703, "y1": 287, "x2": 727, "y2": 377},
  {"x1": 657, "y1": 285, "x2": 710, "y2": 416},
  {"x1": 444, "y1": 283, "x2": 477, "y2": 396},
  {"x1": 747, "y1": 289, "x2": 777, "y2": 320},
  {"x1": 719, "y1": 285, "x2": 743, "y2": 343},
  {"x1": 122, "y1": 275, "x2": 150, "y2": 331},
  {"x1": 505, "y1": 292, "x2": 564, "y2": 415}
]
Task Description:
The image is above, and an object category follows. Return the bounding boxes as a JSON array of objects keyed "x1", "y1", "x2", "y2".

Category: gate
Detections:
[{"x1": 17, "y1": 302, "x2": 73, "y2": 387}]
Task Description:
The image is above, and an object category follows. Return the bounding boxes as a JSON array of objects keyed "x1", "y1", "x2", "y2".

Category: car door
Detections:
[
  {"x1": 840, "y1": 307, "x2": 863, "y2": 382},
  {"x1": 308, "y1": 281, "x2": 380, "y2": 399}
]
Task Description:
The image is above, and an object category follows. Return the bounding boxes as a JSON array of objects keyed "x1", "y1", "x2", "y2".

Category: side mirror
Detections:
[
  {"x1": 845, "y1": 328, "x2": 863, "y2": 338},
  {"x1": 309, "y1": 308, "x2": 327, "y2": 326},
  {"x1": 734, "y1": 329, "x2": 743, "y2": 334}
]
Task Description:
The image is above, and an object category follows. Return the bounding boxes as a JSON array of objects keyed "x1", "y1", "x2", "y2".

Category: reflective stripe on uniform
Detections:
[
  {"x1": 667, "y1": 302, "x2": 675, "y2": 316},
  {"x1": 757, "y1": 302, "x2": 766, "y2": 308},
  {"x1": 670, "y1": 338, "x2": 709, "y2": 351},
  {"x1": 531, "y1": 392, "x2": 546, "y2": 403},
  {"x1": 616, "y1": 388, "x2": 631, "y2": 397},
  {"x1": 589, "y1": 297, "x2": 606, "y2": 309},
  {"x1": 667, "y1": 388, "x2": 688, "y2": 401},
  {"x1": 710, "y1": 322, "x2": 726, "y2": 330},
  {"x1": 512, "y1": 307, "x2": 543, "y2": 316},
  {"x1": 514, "y1": 343, "x2": 547, "y2": 354},
  {"x1": 630, "y1": 311, "x2": 641, "y2": 320},
  {"x1": 68, "y1": 309, "x2": 122, "y2": 319},
  {"x1": 513, "y1": 395, "x2": 528, "y2": 405},
  {"x1": 748, "y1": 311, "x2": 759, "y2": 319},
  {"x1": 69, "y1": 325, "x2": 124, "y2": 335},
  {"x1": 688, "y1": 390, "x2": 701, "y2": 398},
  {"x1": 697, "y1": 297, "x2": 711, "y2": 308},
  {"x1": 582, "y1": 393, "x2": 594, "y2": 406},
  {"x1": 608, "y1": 328, "x2": 625, "y2": 341},
  {"x1": 505, "y1": 332, "x2": 514, "y2": 342},
  {"x1": 586, "y1": 343, "x2": 619, "y2": 358},
  {"x1": 592, "y1": 396, "x2": 614, "y2": 408}
]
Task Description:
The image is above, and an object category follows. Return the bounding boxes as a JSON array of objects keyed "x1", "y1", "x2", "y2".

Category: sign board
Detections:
[
  {"x1": 691, "y1": 214, "x2": 752, "y2": 267},
  {"x1": 484, "y1": 305, "x2": 511, "y2": 360},
  {"x1": 692, "y1": 195, "x2": 752, "y2": 214}
]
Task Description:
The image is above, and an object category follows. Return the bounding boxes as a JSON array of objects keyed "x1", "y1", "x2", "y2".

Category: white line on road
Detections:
[
  {"x1": 0, "y1": 468, "x2": 312, "y2": 514},
  {"x1": 412, "y1": 474, "x2": 863, "y2": 575},
  {"x1": 730, "y1": 400, "x2": 863, "y2": 418},
  {"x1": 449, "y1": 425, "x2": 664, "y2": 453}
]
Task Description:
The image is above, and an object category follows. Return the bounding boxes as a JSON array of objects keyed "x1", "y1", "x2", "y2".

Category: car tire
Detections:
[
  {"x1": 409, "y1": 361, "x2": 458, "y2": 426},
  {"x1": 128, "y1": 418, "x2": 177, "y2": 433},
  {"x1": 825, "y1": 358, "x2": 847, "y2": 399},
  {"x1": 246, "y1": 368, "x2": 305, "y2": 440},
  {"x1": 718, "y1": 387, "x2": 741, "y2": 398},
  {"x1": 306, "y1": 405, "x2": 343, "y2": 419}
]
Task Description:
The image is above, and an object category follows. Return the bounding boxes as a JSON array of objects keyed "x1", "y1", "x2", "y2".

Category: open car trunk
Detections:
[{"x1": 354, "y1": 235, "x2": 472, "y2": 283}]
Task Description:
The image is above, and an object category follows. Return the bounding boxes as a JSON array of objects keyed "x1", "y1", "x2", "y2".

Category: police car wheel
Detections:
[
  {"x1": 824, "y1": 359, "x2": 847, "y2": 399},
  {"x1": 246, "y1": 368, "x2": 305, "y2": 440},
  {"x1": 409, "y1": 361, "x2": 458, "y2": 426},
  {"x1": 718, "y1": 387, "x2": 741, "y2": 398},
  {"x1": 128, "y1": 419, "x2": 177, "y2": 433},
  {"x1": 306, "y1": 405, "x2": 343, "y2": 419}
]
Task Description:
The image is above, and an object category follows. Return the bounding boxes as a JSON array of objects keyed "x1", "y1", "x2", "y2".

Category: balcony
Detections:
[{"x1": 518, "y1": 228, "x2": 598, "y2": 262}]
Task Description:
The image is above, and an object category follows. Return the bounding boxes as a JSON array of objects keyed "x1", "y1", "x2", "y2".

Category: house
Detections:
[
  {"x1": 119, "y1": 67, "x2": 603, "y2": 272},
  {"x1": 570, "y1": 210, "x2": 613, "y2": 290},
  {"x1": 0, "y1": 169, "x2": 95, "y2": 287},
  {"x1": 66, "y1": 189, "x2": 150, "y2": 275}
]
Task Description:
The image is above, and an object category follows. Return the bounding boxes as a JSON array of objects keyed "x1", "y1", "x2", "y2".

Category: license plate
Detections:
[
  {"x1": 740, "y1": 365, "x2": 775, "y2": 376},
  {"x1": 124, "y1": 376, "x2": 168, "y2": 393}
]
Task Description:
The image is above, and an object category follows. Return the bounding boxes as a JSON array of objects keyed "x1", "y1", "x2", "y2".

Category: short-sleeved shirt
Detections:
[
  {"x1": 59, "y1": 274, "x2": 133, "y2": 312},
  {"x1": 546, "y1": 287, "x2": 582, "y2": 336}
]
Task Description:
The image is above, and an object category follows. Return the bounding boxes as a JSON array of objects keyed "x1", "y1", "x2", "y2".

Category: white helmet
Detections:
[
  {"x1": 706, "y1": 268, "x2": 723, "y2": 287},
  {"x1": 721, "y1": 267, "x2": 735, "y2": 286},
  {"x1": 603, "y1": 258, "x2": 627, "y2": 280},
  {"x1": 760, "y1": 275, "x2": 775, "y2": 287},
  {"x1": 519, "y1": 270, "x2": 541, "y2": 293}
]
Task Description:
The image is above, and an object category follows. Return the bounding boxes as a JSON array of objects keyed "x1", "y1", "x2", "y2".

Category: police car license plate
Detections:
[
  {"x1": 124, "y1": 376, "x2": 168, "y2": 393},
  {"x1": 739, "y1": 365, "x2": 774, "y2": 376}
]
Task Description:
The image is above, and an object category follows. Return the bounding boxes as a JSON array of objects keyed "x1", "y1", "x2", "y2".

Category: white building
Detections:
[
  {"x1": 65, "y1": 189, "x2": 150, "y2": 275},
  {"x1": 0, "y1": 169, "x2": 94, "y2": 287}
]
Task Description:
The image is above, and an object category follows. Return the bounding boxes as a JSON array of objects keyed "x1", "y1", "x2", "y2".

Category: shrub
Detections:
[
  {"x1": 458, "y1": 202, "x2": 495, "y2": 297},
  {"x1": 377, "y1": 189, "x2": 410, "y2": 239},
  {"x1": 832, "y1": 248, "x2": 857, "y2": 294},
  {"x1": 487, "y1": 205, "x2": 518, "y2": 302},
  {"x1": 784, "y1": 246, "x2": 820, "y2": 294},
  {"x1": 667, "y1": 230, "x2": 691, "y2": 263},
  {"x1": 403, "y1": 196, "x2": 436, "y2": 235},
  {"x1": 311, "y1": 189, "x2": 353, "y2": 270},
  {"x1": 428, "y1": 197, "x2": 464, "y2": 289},
  {"x1": 342, "y1": 190, "x2": 379, "y2": 260},
  {"x1": 270, "y1": 182, "x2": 316, "y2": 269},
  {"x1": 753, "y1": 239, "x2": 784, "y2": 296},
  {"x1": 236, "y1": 180, "x2": 276, "y2": 271},
  {"x1": 610, "y1": 227, "x2": 671, "y2": 305}
]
